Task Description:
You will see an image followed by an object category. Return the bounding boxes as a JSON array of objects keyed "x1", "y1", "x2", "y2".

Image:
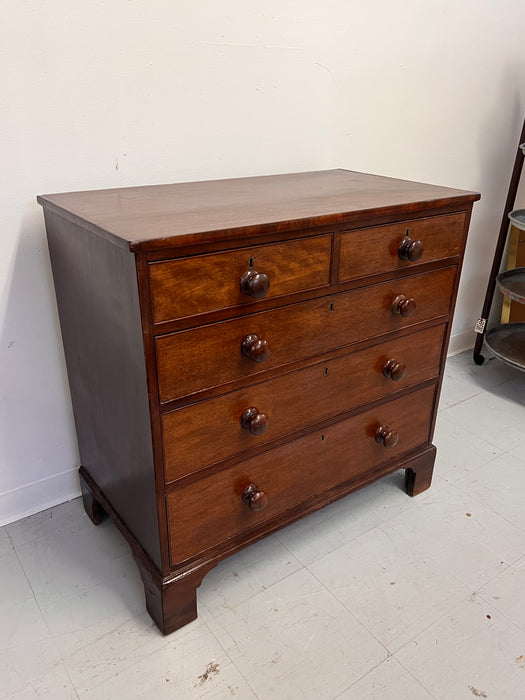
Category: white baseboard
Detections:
[
  {"x1": 0, "y1": 468, "x2": 81, "y2": 527},
  {"x1": 447, "y1": 329, "x2": 475, "y2": 357}
]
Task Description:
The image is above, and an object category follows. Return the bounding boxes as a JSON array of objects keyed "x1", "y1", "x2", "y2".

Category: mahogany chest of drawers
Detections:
[{"x1": 38, "y1": 169, "x2": 479, "y2": 634}]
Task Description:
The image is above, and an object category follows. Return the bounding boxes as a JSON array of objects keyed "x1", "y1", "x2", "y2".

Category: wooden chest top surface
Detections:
[{"x1": 37, "y1": 169, "x2": 479, "y2": 251}]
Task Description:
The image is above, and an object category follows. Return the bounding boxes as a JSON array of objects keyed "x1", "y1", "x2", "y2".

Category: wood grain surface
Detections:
[
  {"x1": 156, "y1": 266, "x2": 456, "y2": 402},
  {"x1": 338, "y1": 212, "x2": 465, "y2": 281},
  {"x1": 149, "y1": 235, "x2": 331, "y2": 323},
  {"x1": 37, "y1": 169, "x2": 479, "y2": 251},
  {"x1": 167, "y1": 385, "x2": 436, "y2": 563},
  {"x1": 161, "y1": 324, "x2": 445, "y2": 481}
]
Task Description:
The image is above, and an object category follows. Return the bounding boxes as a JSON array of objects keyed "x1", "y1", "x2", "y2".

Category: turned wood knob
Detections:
[
  {"x1": 241, "y1": 334, "x2": 271, "y2": 363},
  {"x1": 382, "y1": 359, "x2": 407, "y2": 381},
  {"x1": 375, "y1": 425, "x2": 399, "y2": 448},
  {"x1": 240, "y1": 269, "x2": 270, "y2": 299},
  {"x1": 398, "y1": 236, "x2": 424, "y2": 262},
  {"x1": 391, "y1": 294, "x2": 416, "y2": 318},
  {"x1": 241, "y1": 407, "x2": 269, "y2": 435},
  {"x1": 242, "y1": 484, "x2": 268, "y2": 511}
]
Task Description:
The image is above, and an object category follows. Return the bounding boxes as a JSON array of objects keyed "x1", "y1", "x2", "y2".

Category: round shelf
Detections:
[
  {"x1": 509, "y1": 209, "x2": 525, "y2": 231},
  {"x1": 485, "y1": 323, "x2": 525, "y2": 372},
  {"x1": 496, "y1": 267, "x2": 525, "y2": 304}
]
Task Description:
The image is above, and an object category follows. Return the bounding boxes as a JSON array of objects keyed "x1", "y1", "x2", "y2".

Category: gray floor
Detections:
[{"x1": 2, "y1": 351, "x2": 525, "y2": 699}]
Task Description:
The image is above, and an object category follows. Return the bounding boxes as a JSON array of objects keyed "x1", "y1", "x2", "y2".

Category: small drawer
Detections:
[
  {"x1": 155, "y1": 266, "x2": 456, "y2": 402},
  {"x1": 161, "y1": 324, "x2": 445, "y2": 481},
  {"x1": 338, "y1": 213, "x2": 465, "y2": 282},
  {"x1": 149, "y1": 235, "x2": 332, "y2": 324},
  {"x1": 166, "y1": 385, "x2": 436, "y2": 563}
]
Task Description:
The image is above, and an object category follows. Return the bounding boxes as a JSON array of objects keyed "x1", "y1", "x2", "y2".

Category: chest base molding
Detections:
[{"x1": 80, "y1": 444, "x2": 435, "y2": 634}]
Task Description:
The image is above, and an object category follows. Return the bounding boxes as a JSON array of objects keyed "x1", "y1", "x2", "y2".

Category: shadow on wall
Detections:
[{"x1": 0, "y1": 203, "x2": 80, "y2": 525}]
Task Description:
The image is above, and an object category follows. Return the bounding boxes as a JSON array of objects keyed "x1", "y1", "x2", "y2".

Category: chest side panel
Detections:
[{"x1": 44, "y1": 210, "x2": 162, "y2": 569}]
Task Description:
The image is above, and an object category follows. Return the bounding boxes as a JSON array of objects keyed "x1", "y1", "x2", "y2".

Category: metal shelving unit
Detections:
[{"x1": 473, "y1": 119, "x2": 525, "y2": 371}]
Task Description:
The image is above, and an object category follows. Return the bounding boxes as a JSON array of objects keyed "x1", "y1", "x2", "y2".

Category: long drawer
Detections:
[
  {"x1": 167, "y1": 385, "x2": 436, "y2": 563},
  {"x1": 149, "y1": 235, "x2": 332, "y2": 323},
  {"x1": 338, "y1": 213, "x2": 465, "y2": 282},
  {"x1": 156, "y1": 266, "x2": 456, "y2": 402},
  {"x1": 162, "y1": 324, "x2": 445, "y2": 481}
]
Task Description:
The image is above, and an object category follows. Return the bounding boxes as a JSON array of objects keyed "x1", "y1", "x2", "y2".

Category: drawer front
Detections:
[
  {"x1": 167, "y1": 385, "x2": 436, "y2": 563},
  {"x1": 149, "y1": 235, "x2": 332, "y2": 323},
  {"x1": 338, "y1": 213, "x2": 465, "y2": 282},
  {"x1": 162, "y1": 324, "x2": 445, "y2": 481},
  {"x1": 156, "y1": 266, "x2": 456, "y2": 402}
]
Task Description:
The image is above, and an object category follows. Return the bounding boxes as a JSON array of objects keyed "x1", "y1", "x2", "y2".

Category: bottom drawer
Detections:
[{"x1": 167, "y1": 384, "x2": 436, "y2": 564}]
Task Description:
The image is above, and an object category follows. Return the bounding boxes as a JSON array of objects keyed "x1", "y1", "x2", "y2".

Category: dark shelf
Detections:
[
  {"x1": 473, "y1": 122, "x2": 525, "y2": 365},
  {"x1": 484, "y1": 323, "x2": 525, "y2": 372},
  {"x1": 496, "y1": 267, "x2": 525, "y2": 305}
]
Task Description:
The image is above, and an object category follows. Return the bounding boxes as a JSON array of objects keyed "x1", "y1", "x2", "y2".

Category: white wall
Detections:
[{"x1": 2, "y1": 0, "x2": 525, "y2": 525}]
